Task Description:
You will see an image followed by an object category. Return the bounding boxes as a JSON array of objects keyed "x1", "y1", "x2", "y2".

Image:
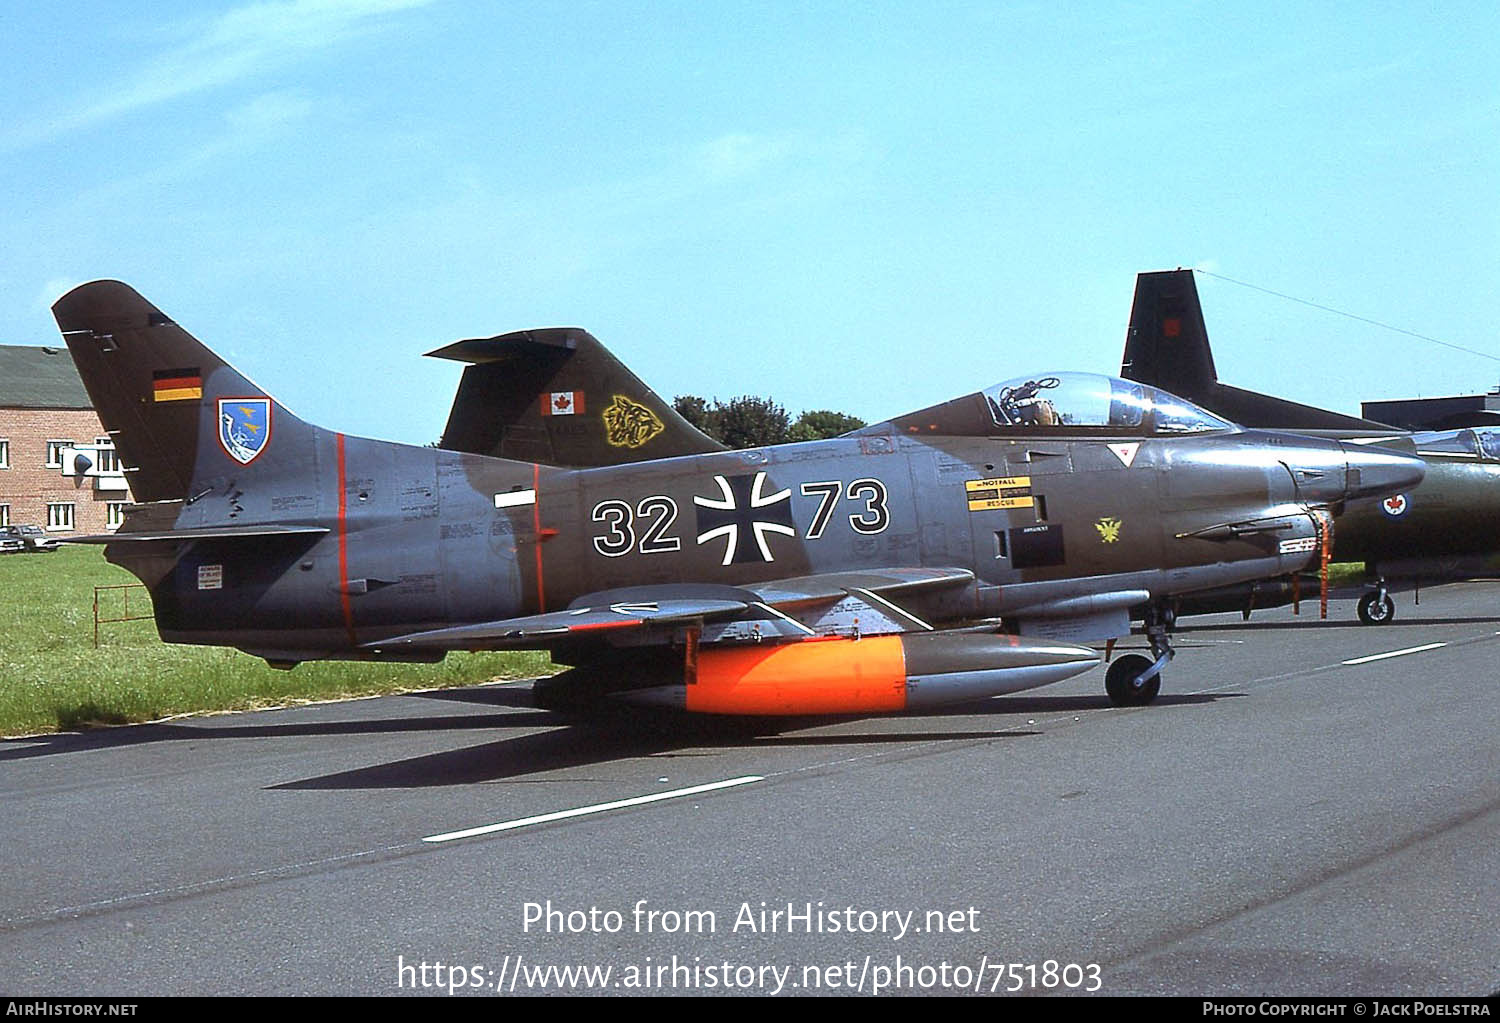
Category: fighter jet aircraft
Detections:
[
  {"x1": 54, "y1": 280, "x2": 1422, "y2": 713},
  {"x1": 1122, "y1": 269, "x2": 1499, "y2": 624}
]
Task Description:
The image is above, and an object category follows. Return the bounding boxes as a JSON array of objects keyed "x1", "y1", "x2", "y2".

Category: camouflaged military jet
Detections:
[
  {"x1": 54, "y1": 281, "x2": 1423, "y2": 713},
  {"x1": 1123, "y1": 268, "x2": 1500, "y2": 625}
]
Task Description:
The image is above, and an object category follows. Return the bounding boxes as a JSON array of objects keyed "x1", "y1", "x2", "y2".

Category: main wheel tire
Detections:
[
  {"x1": 1356, "y1": 591, "x2": 1396, "y2": 625},
  {"x1": 1105, "y1": 653, "x2": 1161, "y2": 706}
]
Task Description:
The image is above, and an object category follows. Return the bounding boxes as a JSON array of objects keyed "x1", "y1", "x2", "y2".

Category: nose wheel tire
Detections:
[
  {"x1": 1356, "y1": 591, "x2": 1395, "y2": 625},
  {"x1": 1105, "y1": 653, "x2": 1161, "y2": 706}
]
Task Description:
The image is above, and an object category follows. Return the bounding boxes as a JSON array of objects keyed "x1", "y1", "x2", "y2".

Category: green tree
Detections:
[
  {"x1": 674, "y1": 394, "x2": 863, "y2": 449},
  {"x1": 673, "y1": 394, "x2": 717, "y2": 438},
  {"x1": 716, "y1": 395, "x2": 790, "y2": 449},
  {"x1": 788, "y1": 409, "x2": 866, "y2": 442}
]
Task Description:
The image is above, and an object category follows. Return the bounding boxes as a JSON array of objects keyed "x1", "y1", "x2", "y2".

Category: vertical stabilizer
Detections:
[
  {"x1": 429, "y1": 327, "x2": 726, "y2": 466},
  {"x1": 53, "y1": 280, "x2": 318, "y2": 505},
  {"x1": 1120, "y1": 270, "x2": 1395, "y2": 431},
  {"x1": 1121, "y1": 269, "x2": 1219, "y2": 399}
]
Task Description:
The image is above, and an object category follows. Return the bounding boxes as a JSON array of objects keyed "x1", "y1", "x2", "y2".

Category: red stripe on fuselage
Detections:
[
  {"x1": 336, "y1": 433, "x2": 355, "y2": 647},
  {"x1": 533, "y1": 463, "x2": 546, "y2": 612}
]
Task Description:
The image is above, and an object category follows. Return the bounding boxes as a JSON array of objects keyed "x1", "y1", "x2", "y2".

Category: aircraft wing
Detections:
[
  {"x1": 366, "y1": 567, "x2": 977, "y2": 653},
  {"x1": 749, "y1": 566, "x2": 974, "y2": 605},
  {"x1": 365, "y1": 596, "x2": 751, "y2": 651},
  {"x1": 65, "y1": 524, "x2": 330, "y2": 544}
]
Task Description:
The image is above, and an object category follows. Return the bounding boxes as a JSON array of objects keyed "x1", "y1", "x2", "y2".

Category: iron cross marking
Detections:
[{"x1": 694, "y1": 472, "x2": 796, "y2": 565}]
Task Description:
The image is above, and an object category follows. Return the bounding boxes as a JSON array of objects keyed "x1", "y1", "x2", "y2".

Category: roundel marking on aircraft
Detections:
[{"x1": 1380, "y1": 494, "x2": 1410, "y2": 518}]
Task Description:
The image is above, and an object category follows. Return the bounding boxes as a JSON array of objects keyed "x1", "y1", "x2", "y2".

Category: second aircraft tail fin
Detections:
[{"x1": 429, "y1": 327, "x2": 726, "y2": 466}]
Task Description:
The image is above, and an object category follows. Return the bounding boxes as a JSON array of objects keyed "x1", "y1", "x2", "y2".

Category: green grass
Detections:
[
  {"x1": 1325, "y1": 561, "x2": 1369, "y2": 588},
  {"x1": 0, "y1": 546, "x2": 553, "y2": 736}
]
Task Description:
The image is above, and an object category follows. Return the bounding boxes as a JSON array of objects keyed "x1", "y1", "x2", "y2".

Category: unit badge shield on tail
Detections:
[{"x1": 218, "y1": 397, "x2": 272, "y2": 465}]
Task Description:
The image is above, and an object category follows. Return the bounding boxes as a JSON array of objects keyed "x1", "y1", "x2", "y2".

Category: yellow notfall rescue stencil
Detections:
[{"x1": 965, "y1": 476, "x2": 1033, "y2": 511}]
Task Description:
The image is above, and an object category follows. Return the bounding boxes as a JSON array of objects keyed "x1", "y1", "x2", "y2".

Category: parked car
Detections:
[
  {"x1": 0, "y1": 524, "x2": 61, "y2": 553},
  {"x1": 0, "y1": 534, "x2": 23, "y2": 555}
]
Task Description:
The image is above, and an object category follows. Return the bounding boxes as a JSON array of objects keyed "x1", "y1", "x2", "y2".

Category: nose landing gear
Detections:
[
  {"x1": 1357, "y1": 582, "x2": 1396, "y2": 625},
  {"x1": 1105, "y1": 603, "x2": 1174, "y2": 706}
]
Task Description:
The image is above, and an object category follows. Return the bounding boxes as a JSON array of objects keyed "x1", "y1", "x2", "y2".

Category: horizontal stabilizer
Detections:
[
  {"x1": 66, "y1": 524, "x2": 330, "y2": 545},
  {"x1": 426, "y1": 329, "x2": 586, "y2": 365}
]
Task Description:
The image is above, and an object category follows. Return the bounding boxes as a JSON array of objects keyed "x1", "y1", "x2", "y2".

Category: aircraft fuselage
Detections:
[{"x1": 112, "y1": 427, "x2": 1386, "y2": 659}]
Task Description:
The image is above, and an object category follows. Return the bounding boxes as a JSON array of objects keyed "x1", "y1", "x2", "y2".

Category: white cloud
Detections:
[
  {"x1": 5, "y1": 0, "x2": 434, "y2": 149},
  {"x1": 222, "y1": 90, "x2": 317, "y2": 136},
  {"x1": 36, "y1": 277, "x2": 85, "y2": 315},
  {"x1": 697, "y1": 133, "x2": 794, "y2": 180}
]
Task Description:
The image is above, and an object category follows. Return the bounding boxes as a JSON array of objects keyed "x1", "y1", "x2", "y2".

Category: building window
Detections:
[
  {"x1": 94, "y1": 437, "x2": 119, "y2": 474},
  {"x1": 45, "y1": 440, "x2": 75, "y2": 468},
  {"x1": 106, "y1": 502, "x2": 127, "y2": 529},
  {"x1": 47, "y1": 503, "x2": 75, "y2": 531},
  {"x1": 0, "y1": 504, "x2": 9, "y2": 527},
  {"x1": 0, "y1": 439, "x2": 9, "y2": 468}
]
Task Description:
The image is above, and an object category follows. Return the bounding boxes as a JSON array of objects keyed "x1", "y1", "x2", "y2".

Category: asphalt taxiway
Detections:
[{"x1": 2, "y1": 583, "x2": 1497, "y2": 996}]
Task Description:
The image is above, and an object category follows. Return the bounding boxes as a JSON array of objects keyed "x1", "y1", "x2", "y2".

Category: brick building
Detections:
[{"x1": 0, "y1": 344, "x2": 132, "y2": 535}]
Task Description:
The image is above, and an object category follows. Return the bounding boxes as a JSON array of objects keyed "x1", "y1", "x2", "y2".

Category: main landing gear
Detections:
[
  {"x1": 1105, "y1": 603, "x2": 1175, "y2": 707},
  {"x1": 1357, "y1": 582, "x2": 1396, "y2": 626}
]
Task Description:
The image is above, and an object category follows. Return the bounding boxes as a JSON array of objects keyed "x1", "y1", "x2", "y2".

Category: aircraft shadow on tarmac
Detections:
[
  {"x1": 268, "y1": 690, "x2": 1229, "y2": 790},
  {"x1": 1174, "y1": 614, "x2": 1500, "y2": 634},
  {"x1": 1, "y1": 685, "x2": 1229, "y2": 780},
  {"x1": 0, "y1": 686, "x2": 550, "y2": 763},
  {"x1": 265, "y1": 722, "x2": 1042, "y2": 791}
]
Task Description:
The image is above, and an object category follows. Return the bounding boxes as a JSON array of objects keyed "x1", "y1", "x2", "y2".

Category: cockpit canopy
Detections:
[
  {"x1": 983, "y1": 373, "x2": 1232, "y2": 435},
  {"x1": 861, "y1": 370, "x2": 1237, "y2": 440},
  {"x1": 1410, "y1": 426, "x2": 1500, "y2": 460}
]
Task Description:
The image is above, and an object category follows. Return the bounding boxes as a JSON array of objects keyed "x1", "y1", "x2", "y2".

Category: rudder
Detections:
[{"x1": 53, "y1": 280, "x2": 315, "y2": 504}]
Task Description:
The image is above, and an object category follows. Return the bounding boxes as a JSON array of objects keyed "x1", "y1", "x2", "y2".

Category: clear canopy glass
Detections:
[
  {"x1": 1412, "y1": 427, "x2": 1500, "y2": 460},
  {"x1": 980, "y1": 372, "x2": 1232, "y2": 435}
]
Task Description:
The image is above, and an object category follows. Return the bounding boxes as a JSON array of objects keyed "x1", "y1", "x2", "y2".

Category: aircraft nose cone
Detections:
[{"x1": 1340, "y1": 442, "x2": 1426, "y2": 502}]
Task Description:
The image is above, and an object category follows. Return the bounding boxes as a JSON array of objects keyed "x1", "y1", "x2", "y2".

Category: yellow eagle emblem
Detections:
[{"x1": 1095, "y1": 517, "x2": 1122, "y2": 543}]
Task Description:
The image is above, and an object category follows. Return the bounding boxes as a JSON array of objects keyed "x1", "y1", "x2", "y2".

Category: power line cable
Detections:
[{"x1": 1192, "y1": 267, "x2": 1500, "y2": 365}]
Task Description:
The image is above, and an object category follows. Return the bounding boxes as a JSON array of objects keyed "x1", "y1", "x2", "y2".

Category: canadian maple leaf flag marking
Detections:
[{"x1": 540, "y1": 390, "x2": 584, "y2": 416}]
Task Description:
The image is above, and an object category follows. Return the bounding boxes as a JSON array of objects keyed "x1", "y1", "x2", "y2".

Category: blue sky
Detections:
[{"x1": 3, "y1": 1, "x2": 1497, "y2": 444}]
